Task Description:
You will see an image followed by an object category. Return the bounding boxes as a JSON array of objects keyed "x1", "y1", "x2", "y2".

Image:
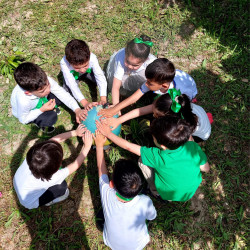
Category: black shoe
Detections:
[
  {"x1": 41, "y1": 126, "x2": 55, "y2": 134},
  {"x1": 55, "y1": 107, "x2": 61, "y2": 115}
]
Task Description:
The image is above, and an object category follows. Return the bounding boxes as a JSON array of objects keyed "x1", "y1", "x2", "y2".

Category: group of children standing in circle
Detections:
[{"x1": 12, "y1": 35, "x2": 211, "y2": 249}]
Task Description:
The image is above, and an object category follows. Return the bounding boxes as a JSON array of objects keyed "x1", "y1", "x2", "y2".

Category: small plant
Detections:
[
  {"x1": 122, "y1": 119, "x2": 150, "y2": 145},
  {"x1": 0, "y1": 48, "x2": 25, "y2": 79}
]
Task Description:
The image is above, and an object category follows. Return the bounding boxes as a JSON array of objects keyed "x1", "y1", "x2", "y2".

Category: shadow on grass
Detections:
[{"x1": 10, "y1": 125, "x2": 90, "y2": 249}]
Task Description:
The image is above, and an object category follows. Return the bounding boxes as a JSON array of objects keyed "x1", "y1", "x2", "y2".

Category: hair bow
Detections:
[
  {"x1": 134, "y1": 37, "x2": 153, "y2": 47},
  {"x1": 168, "y1": 88, "x2": 182, "y2": 113}
]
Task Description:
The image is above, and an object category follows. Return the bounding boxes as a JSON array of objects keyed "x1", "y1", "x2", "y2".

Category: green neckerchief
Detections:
[
  {"x1": 168, "y1": 88, "x2": 181, "y2": 113},
  {"x1": 32, "y1": 96, "x2": 57, "y2": 110},
  {"x1": 70, "y1": 68, "x2": 92, "y2": 80},
  {"x1": 116, "y1": 192, "x2": 134, "y2": 202},
  {"x1": 134, "y1": 37, "x2": 153, "y2": 47}
]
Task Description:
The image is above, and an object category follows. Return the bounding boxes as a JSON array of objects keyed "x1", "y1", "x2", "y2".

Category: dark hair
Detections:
[
  {"x1": 150, "y1": 115, "x2": 192, "y2": 150},
  {"x1": 145, "y1": 58, "x2": 175, "y2": 84},
  {"x1": 153, "y1": 93, "x2": 198, "y2": 133},
  {"x1": 125, "y1": 35, "x2": 152, "y2": 61},
  {"x1": 113, "y1": 159, "x2": 144, "y2": 199},
  {"x1": 27, "y1": 140, "x2": 63, "y2": 181},
  {"x1": 65, "y1": 39, "x2": 90, "y2": 65},
  {"x1": 14, "y1": 62, "x2": 48, "y2": 91}
]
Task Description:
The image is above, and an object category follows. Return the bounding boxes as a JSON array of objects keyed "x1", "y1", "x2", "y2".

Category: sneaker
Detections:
[
  {"x1": 45, "y1": 188, "x2": 70, "y2": 206},
  {"x1": 41, "y1": 126, "x2": 55, "y2": 134},
  {"x1": 55, "y1": 107, "x2": 61, "y2": 115}
]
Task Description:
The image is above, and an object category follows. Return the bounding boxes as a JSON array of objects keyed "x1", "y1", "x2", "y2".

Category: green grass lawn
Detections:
[{"x1": 0, "y1": 0, "x2": 248, "y2": 249}]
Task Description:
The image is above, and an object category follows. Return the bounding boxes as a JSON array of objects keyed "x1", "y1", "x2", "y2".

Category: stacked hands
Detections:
[{"x1": 75, "y1": 103, "x2": 117, "y2": 147}]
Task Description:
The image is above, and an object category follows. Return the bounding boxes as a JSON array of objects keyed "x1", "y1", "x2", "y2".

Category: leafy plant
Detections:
[
  {"x1": 122, "y1": 119, "x2": 150, "y2": 145},
  {"x1": 0, "y1": 48, "x2": 25, "y2": 79}
]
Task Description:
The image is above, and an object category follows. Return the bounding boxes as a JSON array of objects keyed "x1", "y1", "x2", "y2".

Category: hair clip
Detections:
[
  {"x1": 168, "y1": 88, "x2": 182, "y2": 113},
  {"x1": 134, "y1": 37, "x2": 153, "y2": 47}
]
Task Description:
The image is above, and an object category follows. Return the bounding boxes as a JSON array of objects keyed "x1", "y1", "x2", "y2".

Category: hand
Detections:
[
  {"x1": 93, "y1": 130, "x2": 107, "y2": 147},
  {"x1": 100, "y1": 117, "x2": 120, "y2": 131},
  {"x1": 98, "y1": 106, "x2": 117, "y2": 118},
  {"x1": 75, "y1": 108, "x2": 87, "y2": 123},
  {"x1": 75, "y1": 124, "x2": 87, "y2": 137},
  {"x1": 85, "y1": 102, "x2": 99, "y2": 111},
  {"x1": 82, "y1": 130, "x2": 92, "y2": 149},
  {"x1": 99, "y1": 96, "x2": 107, "y2": 105},
  {"x1": 96, "y1": 120, "x2": 112, "y2": 137},
  {"x1": 40, "y1": 99, "x2": 56, "y2": 112}
]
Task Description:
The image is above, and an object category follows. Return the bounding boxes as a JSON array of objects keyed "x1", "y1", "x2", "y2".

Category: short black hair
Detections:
[
  {"x1": 145, "y1": 58, "x2": 175, "y2": 84},
  {"x1": 150, "y1": 115, "x2": 192, "y2": 150},
  {"x1": 65, "y1": 39, "x2": 90, "y2": 65},
  {"x1": 125, "y1": 34, "x2": 152, "y2": 61},
  {"x1": 113, "y1": 159, "x2": 144, "y2": 199},
  {"x1": 14, "y1": 62, "x2": 48, "y2": 91},
  {"x1": 27, "y1": 140, "x2": 63, "y2": 181}
]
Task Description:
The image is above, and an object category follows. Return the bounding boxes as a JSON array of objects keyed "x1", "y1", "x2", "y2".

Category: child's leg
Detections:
[
  {"x1": 32, "y1": 110, "x2": 57, "y2": 128},
  {"x1": 39, "y1": 180, "x2": 68, "y2": 206},
  {"x1": 47, "y1": 92, "x2": 63, "y2": 106},
  {"x1": 138, "y1": 158, "x2": 159, "y2": 197}
]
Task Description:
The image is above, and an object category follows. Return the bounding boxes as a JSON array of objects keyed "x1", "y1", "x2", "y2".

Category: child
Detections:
[
  {"x1": 60, "y1": 39, "x2": 107, "y2": 108},
  {"x1": 104, "y1": 88, "x2": 211, "y2": 141},
  {"x1": 11, "y1": 62, "x2": 86, "y2": 133},
  {"x1": 13, "y1": 124, "x2": 92, "y2": 209},
  {"x1": 93, "y1": 130, "x2": 157, "y2": 250},
  {"x1": 99, "y1": 58, "x2": 197, "y2": 118},
  {"x1": 96, "y1": 115, "x2": 210, "y2": 202},
  {"x1": 106, "y1": 35, "x2": 156, "y2": 105}
]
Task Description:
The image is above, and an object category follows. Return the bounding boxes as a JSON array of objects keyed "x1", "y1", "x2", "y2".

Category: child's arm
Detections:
[
  {"x1": 93, "y1": 130, "x2": 108, "y2": 177},
  {"x1": 66, "y1": 130, "x2": 92, "y2": 174},
  {"x1": 104, "y1": 104, "x2": 153, "y2": 130},
  {"x1": 111, "y1": 77, "x2": 122, "y2": 105},
  {"x1": 99, "y1": 88, "x2": 144, "y2": 118},
  {"x1": 200, "y1": 162, "x2": 210, "y2": 173},
  {"x1": 50, "y1": 124, "x2": 86, "y2": 143},
  {"x1": 96, "y1": 120, "x2": 141, "y2": 156}
]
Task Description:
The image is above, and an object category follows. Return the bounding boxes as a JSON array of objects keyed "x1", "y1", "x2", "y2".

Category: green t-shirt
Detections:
[{"x1": 140, "y1": 141, "x2": 207, "y2": 201}]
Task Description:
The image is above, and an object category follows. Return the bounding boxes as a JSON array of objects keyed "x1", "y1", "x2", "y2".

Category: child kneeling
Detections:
[
  {"x1": 13, "y1": 125, "x2": 92, "y2": 209},
  {"x1": 96, "y1": 114, "x2": 210, "y2": 202},
  {"x1": 94, "y1": 131, "x2": 157, "y2": 250}
]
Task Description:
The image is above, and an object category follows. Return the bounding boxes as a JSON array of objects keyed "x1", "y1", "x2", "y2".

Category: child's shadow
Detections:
[{"x1": 10, "y1": 125, "x2": 90, "y2": 249}]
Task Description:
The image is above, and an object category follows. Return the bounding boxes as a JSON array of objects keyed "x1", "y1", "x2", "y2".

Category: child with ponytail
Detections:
[
  {"x1": 106, "y1": 35, "x2": 156, "y2": 105},
  {"x1": 103, "y1": 88, "x2": 211, "y2": 141}
]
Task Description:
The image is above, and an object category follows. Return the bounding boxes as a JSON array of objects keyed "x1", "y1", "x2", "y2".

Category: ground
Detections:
[{"x1": 0, "y1": 0, "x2": 248, "y2": 249}]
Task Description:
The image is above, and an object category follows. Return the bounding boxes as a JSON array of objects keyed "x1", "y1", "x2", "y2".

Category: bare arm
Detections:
[
  {"x1": 96, "y1": 120, "x2": 141, "y2": 156},
  {"x1": 66, "y1": 131, "x2": 92, "y2": 175},
  {"x1": 93, "y1": 131, "x2": 108, "y2": 177},
  {"x1": 200, "y1": 162, "x2": 210, "y2": 173},
  {"x1": 105, "y1": 104, "x2": 153, "y2": 130},
  {"x1": 112, "y1": 77, "x2": 122, "y2": 105},
  {"x1": 50, "y1": 124, "x2": 86, "y2": 143},
  {"x1": 99, "y1": 89, "x2": 144, "y2": 117}
]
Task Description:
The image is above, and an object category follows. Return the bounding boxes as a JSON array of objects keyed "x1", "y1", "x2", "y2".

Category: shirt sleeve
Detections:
[
  {"x1": 60, "y1": 56, "x2": 86, "y2": 102},
  {"x1": 196, "y1": 144, "x2": 208, "y2": 165},
  {"x1": 175, "y1": 70, "x2": 198, "y2": 100},
  {"x1": 140, "y1": 83, "x2": 150, "y2": 94},
  {"x1": 15, "y1": 96, "x2": 43, "y2": 124},
  {"x1": 113, "y1": 49, "x2": 125, "y2": 81},
  {"x1": 145, "y1": 198, "x2": 157, "y2": 221},
  {"x1": 140, "y1": 146, "x2": 161, "y2": 169},
  {"x1": 90, "y1": 54, "x2": 107, "y2": 97},
  {"x1": 99, "y1": 174, "x2": 112, "y2": 203},
  {"x1": 50, "y1": 167, "x2": 70, "y2": 185},
  {"x1": 48, "y1": 77, "x2": 80, "y2": 112}
]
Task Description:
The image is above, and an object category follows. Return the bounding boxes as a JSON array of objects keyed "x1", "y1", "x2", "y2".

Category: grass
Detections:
[{"x1": 0, "y1": 0, "x2": 249, "y2": 249}]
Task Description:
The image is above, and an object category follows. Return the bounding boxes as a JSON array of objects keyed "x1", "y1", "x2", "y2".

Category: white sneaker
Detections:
[{"x1": 45, "y1": 188, "x2": 70, "y2": 206}]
